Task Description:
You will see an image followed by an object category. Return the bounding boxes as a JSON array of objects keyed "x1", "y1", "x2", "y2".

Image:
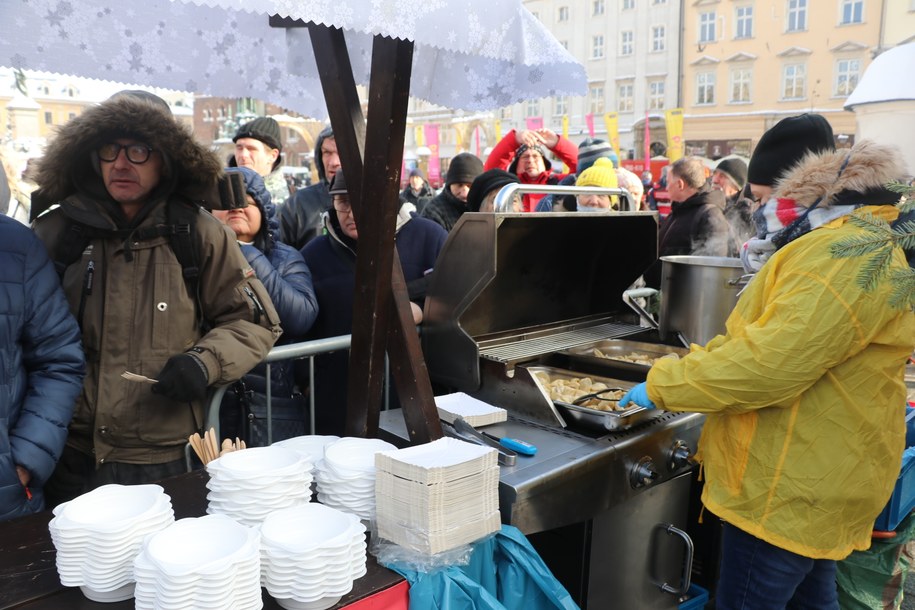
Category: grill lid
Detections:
[{"x1": 423, "y1": 211, "x2": 658, "y2": 390}]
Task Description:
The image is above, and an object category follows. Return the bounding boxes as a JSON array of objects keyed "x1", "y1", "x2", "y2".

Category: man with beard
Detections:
[
  {"x1": 279, "y1": 126, "x2": 341, "y2": 250},
  {"x1": 419, "y1": 153, "x2": 484, "y2": 231},
  {"x1": 483, "y1": 128, "x2": 577, "y2": 212}
]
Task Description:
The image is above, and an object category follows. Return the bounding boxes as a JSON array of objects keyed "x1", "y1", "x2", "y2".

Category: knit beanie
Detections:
[
  {"x1": 233, "y1": 117, "x2": 282, "y2": 152},
  {"x1": 508, "y1": 144, "x2": 552, "y2": 175},
  {"x1": 747, "y1": 113, "x2": 835, "y2": 186},
  {"x1": 577, "y1": 138, "x2": 618, "y2": 173},
  {"x1": 466, "y1": 169, "x2": 519, "y2": 212},
  {"x1": 576, "y1": 158, "x2": 618, "y2": 189},
  {"x1": 409, "y1": 167, "x2": 425, "y2": 179},
  {"x1": 328, "y1": 168, "x2": 348, "y2": 196},
  {"x1": 446, "y1": 153, "x2": 484, "y2": 185},
  {"x1": 714, "y1": 157, "x2": 748, "y2": 191}
]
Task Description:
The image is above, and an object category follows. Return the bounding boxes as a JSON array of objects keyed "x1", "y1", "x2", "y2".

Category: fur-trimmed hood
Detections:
[
  {"x1": 32, "y1": 93, "x2": 223, "y2": 212},
  {"x1": 773, "y1": 140, "x2": 907, "y2": 208}
]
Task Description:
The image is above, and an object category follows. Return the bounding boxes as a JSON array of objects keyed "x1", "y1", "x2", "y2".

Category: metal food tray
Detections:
[
  {"x1": 561, "y1": 339, "x2": 689, "y2": 375},
  {"x1": 524, "y1": 365, "x2": 653, "y2": 432}
]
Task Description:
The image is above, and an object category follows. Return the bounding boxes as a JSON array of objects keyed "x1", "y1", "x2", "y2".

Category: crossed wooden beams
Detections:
[{"x1": 269, "y1": 17, "x2": 442, "y2": 444}]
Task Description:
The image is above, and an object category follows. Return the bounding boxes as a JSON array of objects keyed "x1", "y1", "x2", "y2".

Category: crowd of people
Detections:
[{"x1": 1, "y1": 96, "x2": 913, "y2": 608}]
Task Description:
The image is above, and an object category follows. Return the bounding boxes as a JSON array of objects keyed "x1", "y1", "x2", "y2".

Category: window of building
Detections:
[
  {"x1": 840, "y1": 0, "x2": 863, "y2": 24},
  {"x1": 558, "y1": 6, "x2": 569, "y2": 21},
  {"x1": 68, "y1": 112, "x2": 76, "y2": 120},
  {"x1": 696, "y1": 72, "x2": 716, "y2": 105},
  {"x1": 735, "y1": 5, "x2": 754, "y2": 38},
  {"x1": 44, "y1": 111, "x2": 53, "y2": 124},
  {"x1": 590, "y1": 85, "x2": 605, "y2": 114},
  {"x1": 653, "y1": 0, "x2": 667, "y2": 4},
  {"x1": 203, "y1": 109, "x2": 212, "y2": 122},
  {"x1": 782, "y1": 63, "x2": 807, "y2": 99},
  {"x1": 559, "y1": 40, "x2": 568, "y2": 50},
  {"x1": 554, "y1": 96, "x2": 568, "y2": 116},
  {"x1": 835, "y1": 58, "x2": 861, "y2": 96},
  {"x1": 593, "y1": 0, "x2": 605, "y2": 16},
  {"x1": 618, "y1": 83, "x2": 634, "y2": 112},
  {"x1": 648, "y1": 80, "x2": 665, "y2": 110},
  {"x1": 527, "y1": 99, "x2": 540, "y2": 117},
  {"x1": 623, "y1": 0, "x2": 634, "y2": 8},
  {"x1": 729, "y1": 68, "x2": 752, "y2": 102},
  {"x1": 500, "y1": 106, "x2": 513, "y2": 121},
  {"x1": 620, "y1": 31, "x2": 634, "y2": 56},
  {"x1": 287, "y1": 128, "x2": 300, "y2": 143},
  {"x1": 787, "y1": 0, "x2": 808, "y2": 31},
  {"x1": 652, "y1": 26, "x2": 666, "y2": 52},
  {"x1": 699, "y1": 11, "x2": 717, "y2": 43},
  {"x1": 592, "y1": 35, "x2": 605, "y2": 59}
]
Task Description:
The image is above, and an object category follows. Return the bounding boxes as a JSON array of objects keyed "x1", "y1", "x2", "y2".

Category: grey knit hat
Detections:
[{"x1": 577, "y1": 138, "x2": 618, "y2": 173}]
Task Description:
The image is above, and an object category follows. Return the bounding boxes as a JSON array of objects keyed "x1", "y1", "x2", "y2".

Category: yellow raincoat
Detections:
[{"x1": 648, "y1": 204, "x2": 914, "y2": 560}]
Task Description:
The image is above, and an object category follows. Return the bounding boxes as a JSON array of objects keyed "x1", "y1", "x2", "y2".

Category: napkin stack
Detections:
[
  {"x1": 375, "y1": 437, "x2": 501, "y2": 555},
  {"x1": 435, "y1": 392, "x2": 507, "y2": 427}
]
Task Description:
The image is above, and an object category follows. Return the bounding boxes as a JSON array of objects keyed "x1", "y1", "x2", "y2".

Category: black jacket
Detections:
[
  {"x1": 278, "y1": 127, "x2": 333, "y2": 250},
  {"x1": 418, "y1": 187, "x2": 467, "y2": 232},
  {"x1": 645, "y1": 187, "x2": 730, "y2": 288}
]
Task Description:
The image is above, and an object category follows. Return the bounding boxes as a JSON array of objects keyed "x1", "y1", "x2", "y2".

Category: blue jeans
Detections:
[{"x1": 716, "y1": 522, "x2": 839, "y2": 610}]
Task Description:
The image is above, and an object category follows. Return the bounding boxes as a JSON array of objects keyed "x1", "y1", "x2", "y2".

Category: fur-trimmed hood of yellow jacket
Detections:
[
  {"x1": 32, "y1": 92, "x2": 223, "y2": 215},
  {"x1": 773, "y1": 140, "x2": 907, "y2": 208}
]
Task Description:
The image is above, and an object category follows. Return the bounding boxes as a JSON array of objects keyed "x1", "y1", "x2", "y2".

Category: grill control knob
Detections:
[
  {"x1": 631, "y1": 456, "x2": 659, "y2": 489},
  {"x1": 668, "y1": 440, "x2": 693, "y2": 472}
]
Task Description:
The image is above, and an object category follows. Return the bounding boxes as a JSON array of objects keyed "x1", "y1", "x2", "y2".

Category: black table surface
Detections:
[{"x1": 0, "y1": 469, "x2": 404, "y2": 609}]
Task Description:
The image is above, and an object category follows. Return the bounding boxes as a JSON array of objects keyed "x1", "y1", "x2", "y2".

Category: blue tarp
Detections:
[{"x1": 383, "y1": 525, "x2": 580, "y2": 610}]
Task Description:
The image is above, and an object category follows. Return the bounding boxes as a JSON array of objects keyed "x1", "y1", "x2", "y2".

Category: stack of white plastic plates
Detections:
[
  {"x1": 315, "y1": 437, "x2": 396, "y2": 520},
  {"x1": 49, "y1": 484, "x2": 174, "y2": 603},
  {"x1": 375, "y1": 437, "x2": 501, "y2": 554},
  {"x1": 272, "y1": 435, "x2": 340, "y2": 471},
  {"x1": 206, "y1": 446, "x2": 313, "y2": 527},
  {"x1": 260, "y1": 503, "x2": 367, "y2": 610},
  {"x1": 133, "y1": 514, "x2": 262, "y2": 610}
]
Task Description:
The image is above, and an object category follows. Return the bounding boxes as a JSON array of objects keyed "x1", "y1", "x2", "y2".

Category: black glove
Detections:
[{"x1": 152, "y1": 353, "x2": 209, "y2": 402}]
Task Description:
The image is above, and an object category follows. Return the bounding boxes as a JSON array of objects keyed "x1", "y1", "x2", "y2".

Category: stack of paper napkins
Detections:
[
  {"x1": 435, "y1": 392, "x2": 507, "y2": 427},
  {"x1": 375, "y1": 437, "x2": 501, "y2": 555}
]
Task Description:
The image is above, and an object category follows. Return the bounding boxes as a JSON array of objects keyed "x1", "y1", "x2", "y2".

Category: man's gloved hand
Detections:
[
  {"x1": 618, "y1": 382, "x2": 656, "y2": 410},
  {"x1": 152, "y1": 353, "x2": 209, "y2": 402}
]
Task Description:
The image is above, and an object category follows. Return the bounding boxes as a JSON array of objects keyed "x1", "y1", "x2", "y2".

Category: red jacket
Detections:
[{"x1": 484, "y1": 130, "x2": 578, "y2": 212}]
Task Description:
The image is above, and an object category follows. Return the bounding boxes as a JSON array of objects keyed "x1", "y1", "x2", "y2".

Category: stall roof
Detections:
[{"x1": 845, "y1": 43, "x2": 915, "y2": 110}]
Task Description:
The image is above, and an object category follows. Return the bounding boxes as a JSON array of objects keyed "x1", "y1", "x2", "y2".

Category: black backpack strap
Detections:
[
  {"x1": 52, "y1": 221, "x2": 92, "y2": 278},
  {"x1": 166, "y1": 200, "x2": 209, "y2": 333}
]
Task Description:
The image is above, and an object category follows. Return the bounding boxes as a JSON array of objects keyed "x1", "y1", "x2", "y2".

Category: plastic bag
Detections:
[{"x1": 382, "y1": 525, "x2": 579, "y2": 610}]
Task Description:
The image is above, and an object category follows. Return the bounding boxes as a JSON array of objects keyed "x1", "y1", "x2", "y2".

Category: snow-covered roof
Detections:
[{"x1": 845, "y1": 43, "x2": 915, "y2": 109}]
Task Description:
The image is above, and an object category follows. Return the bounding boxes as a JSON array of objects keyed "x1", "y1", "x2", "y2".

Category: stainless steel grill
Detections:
[{"x1": 414, "y1": 209, "x2": 705, "y2": 609}]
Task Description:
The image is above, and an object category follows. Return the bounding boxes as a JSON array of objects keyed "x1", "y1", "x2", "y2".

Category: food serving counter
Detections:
[{"x1": 0, "y1": 470, "x2": 407, "y2": 610}]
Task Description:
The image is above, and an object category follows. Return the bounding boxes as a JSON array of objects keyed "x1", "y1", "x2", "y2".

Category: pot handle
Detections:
[
  {"x1": 728, "y1": 273, "x2": 754, "y2": 287},
  {"x1": 659, "y1": 524, "x2": 694, "y2": 596},
  {"x1": 622, "y1": 288, "x2": 659, "y2": 329}
]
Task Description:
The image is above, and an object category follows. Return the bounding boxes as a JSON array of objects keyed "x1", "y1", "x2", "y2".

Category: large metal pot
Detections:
[{"x1": 658, "y1": 255, "x2": 747, "y2": 346}]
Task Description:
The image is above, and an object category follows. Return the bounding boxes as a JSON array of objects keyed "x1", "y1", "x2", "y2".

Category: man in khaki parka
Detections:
[{"x1": 31, "y1": 91, "x2": 281, "y2": 505}]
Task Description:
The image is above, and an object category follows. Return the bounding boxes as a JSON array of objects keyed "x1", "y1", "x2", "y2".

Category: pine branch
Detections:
[{"x1": 889, "y1": 269, "x2": 915, "y2": 310}]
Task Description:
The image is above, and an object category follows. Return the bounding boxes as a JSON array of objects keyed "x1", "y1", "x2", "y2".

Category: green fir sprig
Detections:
[{"x1": 829, "y1": 182, "x2": 915, "y2": 310}]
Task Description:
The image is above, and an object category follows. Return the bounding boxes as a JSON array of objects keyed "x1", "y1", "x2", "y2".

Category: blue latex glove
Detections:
[{"x1": 619, "y1": 382, "x2": 656, "y2": 410}]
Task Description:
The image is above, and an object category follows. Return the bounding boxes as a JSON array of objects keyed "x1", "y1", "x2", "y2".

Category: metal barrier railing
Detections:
[{"x1": 186, "y1": 333, "x2": 396, "y2": 470}]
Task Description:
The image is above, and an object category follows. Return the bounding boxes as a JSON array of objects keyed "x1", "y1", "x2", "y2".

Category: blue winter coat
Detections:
[
  {"x1": 231, "y1": 167, "x2": 318, "y2": 397},
  {"x1": 0, "y1": 216, "x2": 84, "y2": 520},
  {"x1": 299, "y1": 206, "x2": 446, "y2": 434}
]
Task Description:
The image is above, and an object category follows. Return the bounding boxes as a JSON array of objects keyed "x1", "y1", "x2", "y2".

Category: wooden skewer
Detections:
[{"x1": 208, "y1": 427, "x2": 219, "y2": 462}]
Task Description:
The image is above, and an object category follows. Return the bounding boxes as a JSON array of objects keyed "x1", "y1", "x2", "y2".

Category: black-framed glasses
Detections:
[
  {"x1": 332, "y1": 197, "x2": 352, "y2": 214},
  {"x1": 97, "y1": 142, "x2": 154, "y2": 164}
]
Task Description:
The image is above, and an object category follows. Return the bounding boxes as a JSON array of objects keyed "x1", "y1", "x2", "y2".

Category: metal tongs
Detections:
[
  {"x1": 572, "y1": 388, "x2": 626, "y2": 407},
  {"x1": 441, "y1": 416, "x2": 518, "y2": 466}
]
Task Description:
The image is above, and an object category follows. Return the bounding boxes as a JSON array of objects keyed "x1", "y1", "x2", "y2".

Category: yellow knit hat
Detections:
[{"x1": 576, "y1": 157, "x2": 618, "y2": 189}]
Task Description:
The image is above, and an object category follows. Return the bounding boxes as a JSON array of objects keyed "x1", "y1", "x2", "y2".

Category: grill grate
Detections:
[{"x1": 480, "y1": 322, "x2": 644, "y2": 363}]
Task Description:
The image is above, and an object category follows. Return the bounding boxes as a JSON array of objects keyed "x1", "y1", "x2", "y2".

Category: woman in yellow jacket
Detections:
[{"x1": 622, "y1": 138, "x2": 914, "y2": 609}]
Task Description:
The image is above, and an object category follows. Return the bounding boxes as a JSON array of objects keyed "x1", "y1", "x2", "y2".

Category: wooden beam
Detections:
[{"x1": 301, "y1": 22, "x2": 441, "y2": 443}]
